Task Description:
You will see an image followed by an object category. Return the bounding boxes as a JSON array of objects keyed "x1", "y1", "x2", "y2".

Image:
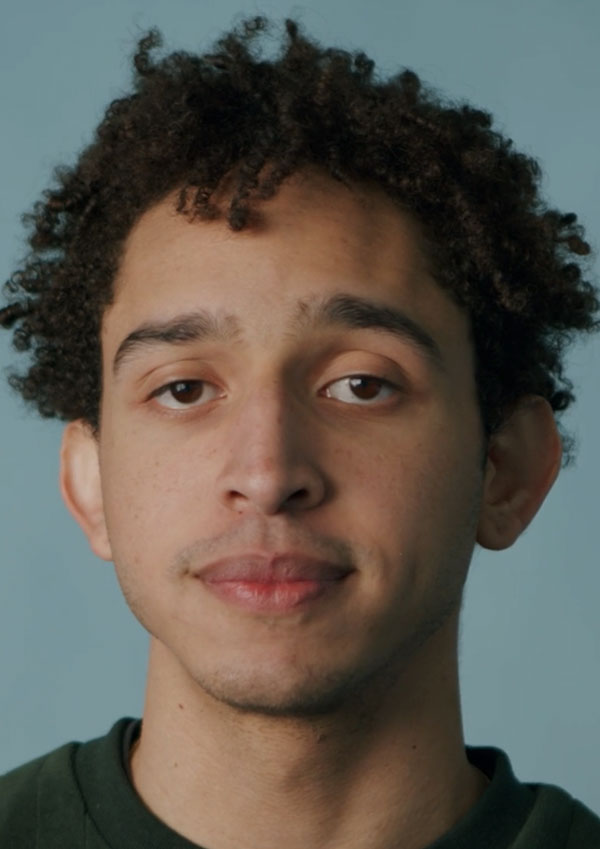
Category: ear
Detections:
[
  {"x1": 477, "y1": 396, "x2": 562, "y2": 551},
  {"x1": 60, "y1": 420, "x2": 113, "y2": 561}
]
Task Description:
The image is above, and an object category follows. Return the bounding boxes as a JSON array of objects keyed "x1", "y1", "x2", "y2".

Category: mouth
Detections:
[{"x1": 193, "y1": 553, "x2": 353, "y2": 614}]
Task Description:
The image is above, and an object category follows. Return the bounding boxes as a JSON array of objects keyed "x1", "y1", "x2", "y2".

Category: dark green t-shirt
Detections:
[{"x1": 1, "y1": 718, "x2": 599, "y2": 848}]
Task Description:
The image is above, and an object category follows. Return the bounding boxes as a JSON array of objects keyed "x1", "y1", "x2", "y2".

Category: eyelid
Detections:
[
  {"x1": 321, "y1": 374, "x2": 403, "y2": 405},
  {"x1": 148, "y1": 378, "x2": 223, "y2": 410},
  {"x1": 144, "y1": 366, "x2": 405, "y2": 414}
]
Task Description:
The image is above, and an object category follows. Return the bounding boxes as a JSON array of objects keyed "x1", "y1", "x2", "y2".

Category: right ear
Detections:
[{"x1": 60, "y1": 420, "x2": 113, "y2": 561}]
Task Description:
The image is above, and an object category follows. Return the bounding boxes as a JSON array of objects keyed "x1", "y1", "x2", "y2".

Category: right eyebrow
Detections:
[{"x1": 112, "y1": 311, "x2": 241, "y2": 376}]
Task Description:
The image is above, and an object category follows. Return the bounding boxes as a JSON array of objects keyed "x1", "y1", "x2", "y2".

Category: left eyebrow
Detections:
[{"x1": 299, "y1": 293, "x2": 445, "y2": 372}]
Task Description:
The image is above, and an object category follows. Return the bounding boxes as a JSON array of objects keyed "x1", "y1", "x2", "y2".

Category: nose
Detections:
[{"x1": 216, "y1": 388, "x2": 328, "y2": 516}]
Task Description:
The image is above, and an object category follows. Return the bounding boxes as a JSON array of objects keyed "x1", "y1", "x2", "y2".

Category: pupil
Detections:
[
  {"x1": 349, "y1": 377, "x2": 380, "y2": 400},
  {"x1": 172, "y1": 381, "x2": 203, "y2": 403}
]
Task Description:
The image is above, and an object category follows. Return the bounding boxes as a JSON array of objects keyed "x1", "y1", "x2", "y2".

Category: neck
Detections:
[{"x1": 130, "y1": 626, "x2": 489, "y2": 849}]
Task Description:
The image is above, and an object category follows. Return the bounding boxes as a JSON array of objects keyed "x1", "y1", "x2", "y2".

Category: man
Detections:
[{"x1": 1, "y1": 16, "x2": 599, "y2": 849}]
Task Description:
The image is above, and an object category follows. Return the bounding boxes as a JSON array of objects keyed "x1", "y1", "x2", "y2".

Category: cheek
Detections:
[
  {"x1": 99, "y1": 432, "x2": 215, "y2": 568},
  {"x1": 354, "y1": 415, "x2": 483, "y2": 552}
]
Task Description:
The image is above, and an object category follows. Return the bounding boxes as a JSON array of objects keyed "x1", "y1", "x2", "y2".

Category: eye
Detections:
[
  {"x1": 149, "y1": 380, "x2": 222, "y2": 410},
  {"x1": 323, "y1": 375, "x2": 400, "y2": 405}
]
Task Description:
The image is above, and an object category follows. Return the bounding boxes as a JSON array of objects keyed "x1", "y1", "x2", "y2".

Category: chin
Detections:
[{"x1": 188, "y1": 653, "x2": 404, "y2": 720}]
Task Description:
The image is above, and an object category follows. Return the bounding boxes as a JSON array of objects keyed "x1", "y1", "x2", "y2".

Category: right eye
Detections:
[{"x1": 149, "y1": 380, "x2": 222, "y2": 410}]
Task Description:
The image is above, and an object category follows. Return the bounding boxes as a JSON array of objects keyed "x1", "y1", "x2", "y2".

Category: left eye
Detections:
[
  {"x1": 150, "y1": 380, "x2": 221, "y2": 409},
  {"x1": 323, "y1": 375, "x2": 399, "y2": 405}
]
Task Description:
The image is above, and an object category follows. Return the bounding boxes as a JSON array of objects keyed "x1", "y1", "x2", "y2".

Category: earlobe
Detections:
[
  {"x1": 60, "y1": 420, "x2": 113, "y2": 561},
  {"x1": 477, "y1": 396, "x2": 562, "y2": 551}
]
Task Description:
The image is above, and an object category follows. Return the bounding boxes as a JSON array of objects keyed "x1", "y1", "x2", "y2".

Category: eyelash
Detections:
[
  {"x1": 148, "y1": 374, "x2": 402, "y2": 411},
  {"x1": 149, "y1": 380, "x2": 221, "y2": 409}
]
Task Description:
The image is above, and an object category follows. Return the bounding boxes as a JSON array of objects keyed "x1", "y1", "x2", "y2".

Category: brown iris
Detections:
[
  {"x1": 347, "y1": 376, "x2": 384, "y2": 401},
  {"x1": 169, "y1": 381, "x2": 205, "y2": 404}
]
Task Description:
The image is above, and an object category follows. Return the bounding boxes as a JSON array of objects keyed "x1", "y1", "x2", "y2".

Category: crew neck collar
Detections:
[{"x1": 75, "y1": 718, "x2": 535, "y2": 849}]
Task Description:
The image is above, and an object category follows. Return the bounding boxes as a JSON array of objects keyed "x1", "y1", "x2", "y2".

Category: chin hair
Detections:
[
  {"x1": 212, "y1": 688, "x2": 351, "y2": 719},
  {"x1": 195, "y1": 654, "x2": 407, "y2": 721},
  {"x1": 195, "y1": 596, "x2": 464, "y2": 720}
]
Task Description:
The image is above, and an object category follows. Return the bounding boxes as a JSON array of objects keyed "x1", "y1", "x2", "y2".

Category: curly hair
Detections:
[{"x1": 1, "y1": 17, "x2": 598, "y2": 463}]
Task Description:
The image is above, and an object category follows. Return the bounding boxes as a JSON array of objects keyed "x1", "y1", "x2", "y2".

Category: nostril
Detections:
[
  {"x1": 220, "y1": 461, "x2": 328, "y2": 515},
  {"x1": 288, "y1": 488, "x2": 310, "y2": 502}
]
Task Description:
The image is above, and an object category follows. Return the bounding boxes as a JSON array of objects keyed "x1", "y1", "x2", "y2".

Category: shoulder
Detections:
[
  {"x1": 519, "y1": 781, "x2": 600, "y2": 848},
  {"x1": 0, "y1": 719, "x2": 136, "y2": 848},
  {"x1": 465, "y1": 744, "x2": 600, "y2": 849},
  {"x1": 567, "y1": 796, "x2": 600, "y2": 847},
  {"x1": 0, "y1": 742, "x2": 84, "y2": 845}
]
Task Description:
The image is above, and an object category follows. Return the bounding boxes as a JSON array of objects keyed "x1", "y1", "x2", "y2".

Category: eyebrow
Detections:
[
  {"x1": 112, "y1": 293, "x2": 444, "y2": 375},
  {"x1": 113, "y1": 311, "x2": 241, "y2": 375},
  {"x1": 307, "y1": 293, "x2": 444, "y2": 370}
]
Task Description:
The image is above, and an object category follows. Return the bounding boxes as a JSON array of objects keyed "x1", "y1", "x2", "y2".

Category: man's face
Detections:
[{"x1": 93, "y1": 171, "x2": 487, "y2": 715}]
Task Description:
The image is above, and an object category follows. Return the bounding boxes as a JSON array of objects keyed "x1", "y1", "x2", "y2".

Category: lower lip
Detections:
[{"x1": 200, "y1": 578, "x2": 345, "y2": 613}]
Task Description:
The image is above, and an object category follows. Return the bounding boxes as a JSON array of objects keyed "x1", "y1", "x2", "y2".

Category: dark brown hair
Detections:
[{"x1": 1, "y1": 17, "x2": 598, "y2": 462}]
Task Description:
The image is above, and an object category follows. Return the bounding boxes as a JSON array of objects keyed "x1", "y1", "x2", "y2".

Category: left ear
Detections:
[{"x1": 477, "y1": 396, "x2": 562, "y2": 551}]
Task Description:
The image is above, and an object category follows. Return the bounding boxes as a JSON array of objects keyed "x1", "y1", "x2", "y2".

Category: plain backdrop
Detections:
[{"x1": 1, "y1": 0, "x2": 599, "y2": 813}]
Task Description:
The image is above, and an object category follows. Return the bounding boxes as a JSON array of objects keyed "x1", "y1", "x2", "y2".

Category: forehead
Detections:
[{"x1": 104, "y1": 171, "x2": 471, "y2": 359}]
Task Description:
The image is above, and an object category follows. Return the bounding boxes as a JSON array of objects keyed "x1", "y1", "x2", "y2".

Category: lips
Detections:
[
  {"x1": 197, "y1": 554, "x2": 352, "y2": 583},
  {"x1": 194, "y1": 554, "x2": 353, "y2": 613}
]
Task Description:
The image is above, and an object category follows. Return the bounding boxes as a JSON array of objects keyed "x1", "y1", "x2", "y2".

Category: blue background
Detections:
[{"x1": 1, "y1": 0, "x2": 599, "y2": 811}]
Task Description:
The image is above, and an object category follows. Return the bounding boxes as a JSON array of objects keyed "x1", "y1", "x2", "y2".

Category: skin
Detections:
[{"x1": 61, "y1": 169, "x2": 561, "y2": 849}]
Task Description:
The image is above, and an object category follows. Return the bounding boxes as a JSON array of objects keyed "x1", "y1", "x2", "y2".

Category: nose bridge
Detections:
[
  {"x1": 228, "y1": 379, "x2": 302, "y2": 467},
  {"x1": 217, "y1": 376, "x2": 327, "y2": 514}
]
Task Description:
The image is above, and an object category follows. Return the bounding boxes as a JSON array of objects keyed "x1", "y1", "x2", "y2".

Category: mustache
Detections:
[{"x1": 169, "y1": 518, "x2": 357, "y2": 578}]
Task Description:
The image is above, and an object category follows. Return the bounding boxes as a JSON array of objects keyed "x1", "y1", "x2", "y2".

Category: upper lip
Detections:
[{"x1": 195, "y1": 553, "x2": 353, "y2": 583}]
